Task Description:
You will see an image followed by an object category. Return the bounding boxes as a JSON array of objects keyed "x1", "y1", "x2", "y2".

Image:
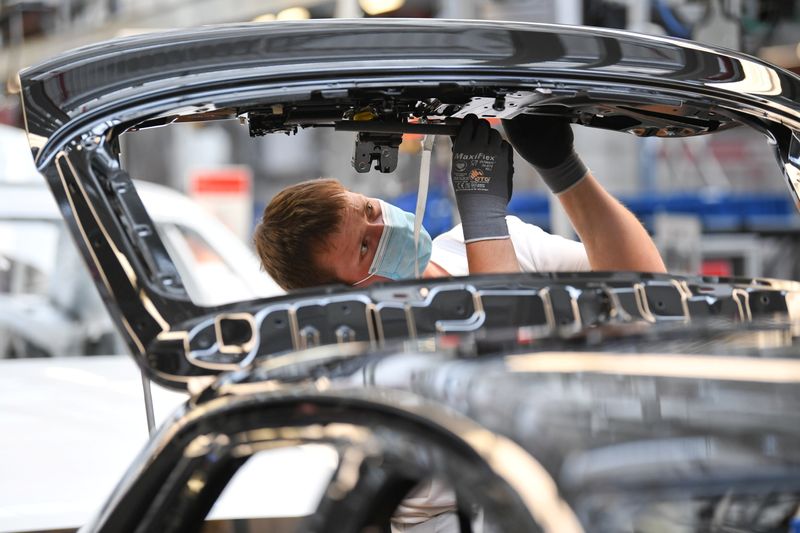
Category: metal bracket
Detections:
[{"x1": 352, "y1": 132, "x2": 402, "y2": 173}]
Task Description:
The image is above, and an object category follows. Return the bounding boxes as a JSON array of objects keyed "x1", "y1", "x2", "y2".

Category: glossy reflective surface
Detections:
[
  {"x1": 17, "y1": 20, "x2": 800, "y2": 388},
  {"x1": 147, "y1": 272, "x2": 800, "y2": 385},
  {"x1": 18, "y1": 20, "x2": 800, "y2": 533},
  {"x1": 84, "y1": 325, "x2": 800, "y2": 532},
  {"x1": 19, "y1": 20, "x2": 800, "y2": 141}
]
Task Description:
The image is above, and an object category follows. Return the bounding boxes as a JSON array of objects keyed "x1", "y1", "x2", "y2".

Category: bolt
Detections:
[{"x1": 493, "y1": 95, "x2": 506, "y2": 112}]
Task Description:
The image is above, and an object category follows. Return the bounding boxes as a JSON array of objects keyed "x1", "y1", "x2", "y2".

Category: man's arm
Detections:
[
  {"x1": 503, "y1": 114, "x2": 666, "y2": 273},
  {"x1": 558, "y1": 172, "x2": 665, "y2": 272},
  {"x1": 451, "y1": 115, "x2": 521, "y2": 274},
  {"x1": 465, "y1": 238, "x2": 521, "y2": 273}
]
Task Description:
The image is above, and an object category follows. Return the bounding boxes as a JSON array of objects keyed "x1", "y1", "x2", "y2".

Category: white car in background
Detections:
[{"x1": 0, "y1": 125, "x2": 283, "y2": 357}]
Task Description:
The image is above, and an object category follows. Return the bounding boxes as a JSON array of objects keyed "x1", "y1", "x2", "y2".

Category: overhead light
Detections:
[
  {"x1": 252, "y1": 13, "x2": 276, "y2": 22},
  {"x1": 276, "y1": 7, "x2": 311, "y2": 20},
  {"x1": 359, "y1": 0, "x2": 405, "y2": 16}
]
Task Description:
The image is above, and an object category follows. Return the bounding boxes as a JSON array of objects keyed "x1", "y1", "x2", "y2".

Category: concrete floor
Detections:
[{"x1": 0, "y1": 356, "x2": 333, "y2": 533}]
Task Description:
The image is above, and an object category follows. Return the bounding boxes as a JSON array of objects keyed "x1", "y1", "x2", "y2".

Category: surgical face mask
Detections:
[{"x1": 354, "y1": 200, "x2": 432, "y2": 286}]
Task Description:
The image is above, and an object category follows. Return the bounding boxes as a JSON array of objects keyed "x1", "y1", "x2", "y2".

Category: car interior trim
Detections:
[{"x1": 504, "y1": 352, "x2": 800, "y2": 383}]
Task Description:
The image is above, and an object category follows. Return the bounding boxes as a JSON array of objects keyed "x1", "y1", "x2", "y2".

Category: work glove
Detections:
[
  {"x1": 502, "y1": 114, "x2": 588, "y2": 194},
  {"x1": 451, "y1": 114, "x2": 514, "y2": 243}
]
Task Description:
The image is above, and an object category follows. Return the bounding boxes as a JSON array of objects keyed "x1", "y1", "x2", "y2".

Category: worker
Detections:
[
  {"x1": 254, "y1": 113, "x2": 665, "y2": 292},
  {"x1": 253, "y1": 113, "x2": 665, "y2": 531}
]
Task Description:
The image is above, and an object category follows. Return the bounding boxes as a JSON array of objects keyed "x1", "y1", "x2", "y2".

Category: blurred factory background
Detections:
[{"x1": 2, "y1": 0, "x2": 800, "y2": 360}]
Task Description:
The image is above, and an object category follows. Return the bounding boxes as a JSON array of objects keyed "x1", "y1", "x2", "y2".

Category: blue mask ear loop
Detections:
[{"x1": 414, "y1": 134, "x2": 435, "y2": 278}]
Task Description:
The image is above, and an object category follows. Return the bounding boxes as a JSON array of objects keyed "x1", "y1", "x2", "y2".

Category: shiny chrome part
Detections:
[
  {"x1": 504, "y1": 352, "x2": 800, "y2": 383},
  {"x1": 147, "y1": 273, "x2": 800, "y2": 388},
  {"x1": 82, "y1": 386, "x2": 584, "y2": 532},
  {"x1": 633, "y1": 282, "x2": 657, "y2": 323},
  {"x1": 81, "y1": 332, "x2": 800, "y2": 532},
  {"x1": 477, "y1": 288, "x2": 557, "y2": 332},
  {"x1": 733, "y1": 287, "x2": 753, "y2": 322},
  {"x1": 214, "y1": 313, "x2": 257, "y2": 355}
]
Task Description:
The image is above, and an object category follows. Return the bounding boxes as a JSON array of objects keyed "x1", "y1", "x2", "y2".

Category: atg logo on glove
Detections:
[{"x1": 469, "y1": 169, "x2": 490, "y2": 183}]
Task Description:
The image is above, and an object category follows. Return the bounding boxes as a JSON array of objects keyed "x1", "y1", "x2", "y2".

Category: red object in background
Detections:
[
  {"x1": 189, "y1": 167, "x2": 253, "y2": 241},
  {"x1": 402, "y1": 133, "x2": 423, "y2": 143},
  {"x1": 190, "y1": 169, "x2": 251, "y2": 195},
  {"x1": 0, "y1": 103, "x2": 22, "y2": 127},
  {"x1": 701, "y1": 259, "x2": 733, "y2": 277}
]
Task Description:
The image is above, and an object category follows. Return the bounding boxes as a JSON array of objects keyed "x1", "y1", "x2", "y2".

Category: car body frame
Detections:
[
  {"x1": 17, "y1": 19, "x2": 800, "y2": 532},
  {"x1": 0, "y1": 124, "x2": 282, "y2": 357}
]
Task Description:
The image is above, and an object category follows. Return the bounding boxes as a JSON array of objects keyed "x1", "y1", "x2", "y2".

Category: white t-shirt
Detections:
[
  {"x1": 392, "y1": 218, "x2": 589, "y2": 529},
  {"x1": 430, "y1": 215, "x2": 590, "y2": 275}
]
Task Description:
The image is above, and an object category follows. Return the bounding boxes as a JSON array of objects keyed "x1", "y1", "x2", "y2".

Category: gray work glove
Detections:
[
  {"x1": 451, "y1": 114, "x2": 514, "y2": 243},
  {"x1": 501, "y1": 114, "x2": 588, "y2": 194}
]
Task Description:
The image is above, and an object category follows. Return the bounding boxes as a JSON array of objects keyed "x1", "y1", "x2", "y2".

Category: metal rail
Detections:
[{"x1": 333, "y1": 121, "x2": 461, "y2": 136}]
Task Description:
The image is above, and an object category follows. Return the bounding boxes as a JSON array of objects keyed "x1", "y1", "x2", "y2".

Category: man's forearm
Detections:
[
  {"x1": 558, "y1": 172, "x2": 666, "y2": 273},
  {"x1": 450, "y1": 115, "x2": 520, "y2": 275},
  {"x1": 465, "y1": 238, "x2": 521, "y2": 274}
]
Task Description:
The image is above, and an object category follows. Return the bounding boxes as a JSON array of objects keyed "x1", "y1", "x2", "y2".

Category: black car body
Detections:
[{"x1": 18, "y1": 19, "x2": 800, "y2": 532}]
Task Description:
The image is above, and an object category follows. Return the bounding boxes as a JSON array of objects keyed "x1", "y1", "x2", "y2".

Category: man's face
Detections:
[{"x1": 316, "y1": 190, "x2": 389, "y2": 287}]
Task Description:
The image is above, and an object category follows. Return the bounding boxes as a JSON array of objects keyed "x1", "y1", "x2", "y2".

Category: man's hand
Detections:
[
  {"x1": 451, "y1": 114, "x2": 514, "y2": 243},
  {"x1": 501, "y1": 114, "x2": 588, "y2": 194},
  {"x1": 503, "y1": 113, "x2": 666, "y2": 273}
]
